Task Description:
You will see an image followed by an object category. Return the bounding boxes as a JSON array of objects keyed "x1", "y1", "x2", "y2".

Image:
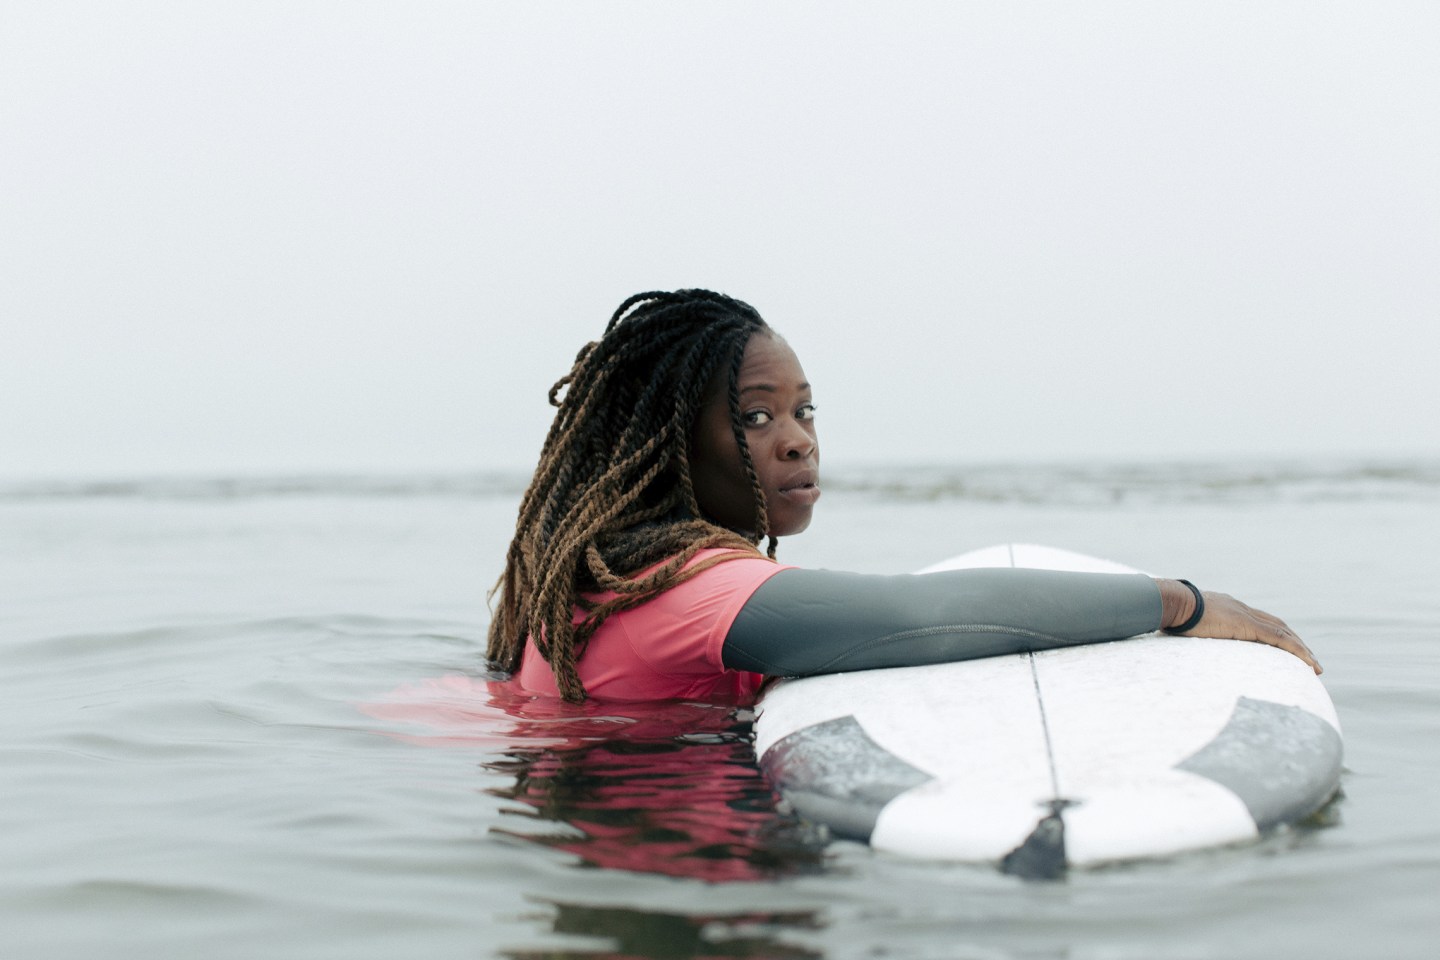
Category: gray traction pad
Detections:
[
  {"x1": 760, "y1": 715, "x2": 933, "y2": 842},
  {"x1": 1177, "y1": 696, "x2": 1343, "y2": 830}
]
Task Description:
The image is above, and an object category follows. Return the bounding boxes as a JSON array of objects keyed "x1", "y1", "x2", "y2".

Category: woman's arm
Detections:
[{"x1": 721, "y1": 568, "x2": 1320, "y2": 677}]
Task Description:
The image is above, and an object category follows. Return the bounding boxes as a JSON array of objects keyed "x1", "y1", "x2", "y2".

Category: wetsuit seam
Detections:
[
  {"x1": 809, "y1": 623, "x2": 1068, "y2": 675},
  {"x1": 726, "y1": 646, "x2": 788, "y2": 676}
]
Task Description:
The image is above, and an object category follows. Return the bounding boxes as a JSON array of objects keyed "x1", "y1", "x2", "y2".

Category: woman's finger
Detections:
[
  {"x1": 1248, "y1": 624, "x2": 1322, "y2": 675},
  {"x1": 1186, "y1": 592, "x2": 1322, "y2": 675}
]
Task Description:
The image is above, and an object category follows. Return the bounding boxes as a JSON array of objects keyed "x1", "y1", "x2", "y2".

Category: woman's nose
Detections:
[{"x1": 778, "y1": 420, "x2": 815, "y2": 460}]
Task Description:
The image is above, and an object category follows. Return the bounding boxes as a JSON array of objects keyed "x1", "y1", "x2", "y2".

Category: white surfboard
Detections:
[{"x1": 753, "y1": 544, "x2": 1343, "y2": 877}]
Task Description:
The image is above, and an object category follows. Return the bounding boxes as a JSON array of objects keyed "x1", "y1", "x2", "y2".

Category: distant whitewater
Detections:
[{"x1": 5, "y1": 458, "x2": 1436, "y2": 506}]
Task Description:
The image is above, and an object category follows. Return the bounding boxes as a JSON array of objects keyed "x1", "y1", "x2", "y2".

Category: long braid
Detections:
[{"x1": 487, "y1": 290, "x2": 776, "y2": 702}]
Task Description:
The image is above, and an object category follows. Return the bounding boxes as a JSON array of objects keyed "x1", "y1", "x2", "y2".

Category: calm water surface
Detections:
[{"x1": 2, "y1": 461, "x2": 1437, "y2": 959}]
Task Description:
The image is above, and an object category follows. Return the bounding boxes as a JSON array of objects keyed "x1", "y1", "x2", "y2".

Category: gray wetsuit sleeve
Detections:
[{"x1": 722, "y1": 568, "x2": 1163, "y2": 676}]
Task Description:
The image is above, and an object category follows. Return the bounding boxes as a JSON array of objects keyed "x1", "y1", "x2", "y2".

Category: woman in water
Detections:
[{"x1": 488, "y1": 289, "x2": 1319, "y2": 703}]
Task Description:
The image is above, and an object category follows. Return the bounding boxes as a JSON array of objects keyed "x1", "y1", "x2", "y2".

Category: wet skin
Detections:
[{"x1": 691, "y1": 332, "x2": 819, "y2": 538}]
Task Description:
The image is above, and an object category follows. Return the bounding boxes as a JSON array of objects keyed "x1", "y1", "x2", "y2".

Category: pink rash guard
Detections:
[{"x1": 516, "y1": 548, "x2": 794, "y2": 702}]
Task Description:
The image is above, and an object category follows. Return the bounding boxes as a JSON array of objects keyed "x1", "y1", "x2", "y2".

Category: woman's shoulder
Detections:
[
  {"x1": 609, "y1": 547, "x2": 790, "y2": 680},
  {"x1": 621, "y1": 545, "x2": 789, "y2": 580},
  {"x1": 518, "y1": 546, "x2": 787, "y2": 700},
  {"x1": 631, "y1": 547, "x2": 794, "y2": 634},
  {"x1": 668, "y1": 546, "x2": 795, "y2": 588}
]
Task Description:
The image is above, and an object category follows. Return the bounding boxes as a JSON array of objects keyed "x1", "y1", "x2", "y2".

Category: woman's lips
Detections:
[{"x1": 776, "y1": 481, "x2": 821, "y2": 505}]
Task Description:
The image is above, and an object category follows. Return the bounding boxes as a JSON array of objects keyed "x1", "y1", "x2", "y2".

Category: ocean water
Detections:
[{"x1": 3, "y1": 460, "x2": 1438, "y2": 960}]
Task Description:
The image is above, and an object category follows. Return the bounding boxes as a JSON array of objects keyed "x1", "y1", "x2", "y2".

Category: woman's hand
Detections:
[{"x1": 1156, "y1": 579, "x2": 1322, "y2": 675}]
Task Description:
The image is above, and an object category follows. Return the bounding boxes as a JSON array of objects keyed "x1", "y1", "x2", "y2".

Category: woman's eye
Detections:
[
  {"x1": 743, "y1": 410, "x2": 773, "y2": 426},
  {"x1": 796, "y1": 403, "x2": 817, "y2": 421}
]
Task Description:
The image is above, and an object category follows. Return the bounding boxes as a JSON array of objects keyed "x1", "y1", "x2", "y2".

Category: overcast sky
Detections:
[{"x1": 3, "y1": 1, "x2": 1436, "y2": 479}]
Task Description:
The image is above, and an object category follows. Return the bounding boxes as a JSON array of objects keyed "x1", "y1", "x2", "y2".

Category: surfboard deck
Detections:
[{"x1": 753, "y1": 544, "x2": 1343, "y2": 877}]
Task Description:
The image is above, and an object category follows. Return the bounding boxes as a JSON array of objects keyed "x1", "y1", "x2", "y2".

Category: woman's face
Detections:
[{"x1": 691, "y1": 332, "x2": 820, "y2": 538}]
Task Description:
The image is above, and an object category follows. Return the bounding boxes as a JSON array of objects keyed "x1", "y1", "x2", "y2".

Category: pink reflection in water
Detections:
[{"x1": 359, "y1": 675, "x2": 826, "y2": 882}]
